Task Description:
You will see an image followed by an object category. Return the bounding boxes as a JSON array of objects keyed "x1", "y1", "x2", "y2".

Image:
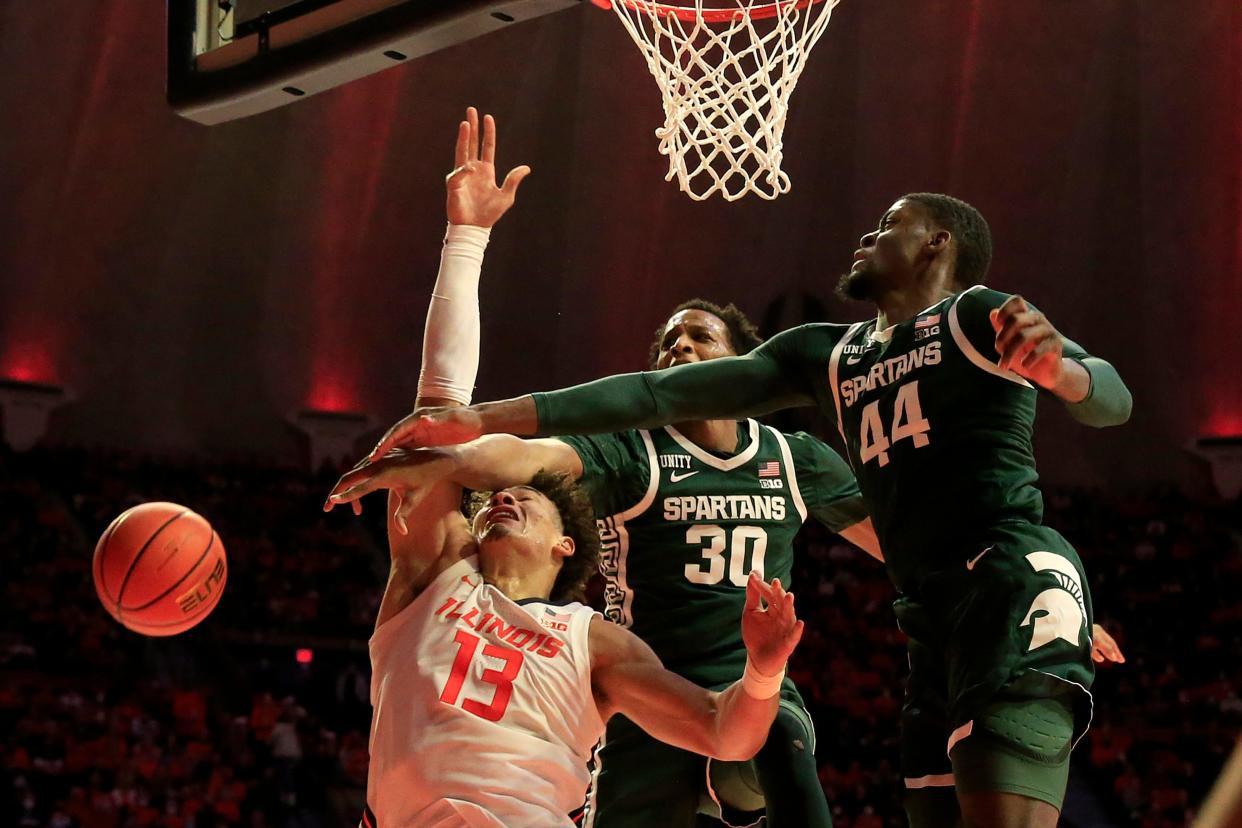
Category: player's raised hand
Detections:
[
  {"x1": 741, "y1": 572, "x2": 804, "y2": 678},
  {"x1": 446, "y1": 107, "x2": 531, "y2": 228},
  {"x1": 324, "y1": 449, "x2": 447, "y2": 533},
  {"x1": 368, "y1": 407, "x2": 485, "y2": 461},
  {"x1": 1091, "y1": 623, "x2": 1126, "y2": 664},
  {"x1": 990, "y1": 295, "x2": 1066, "y2": 388}
]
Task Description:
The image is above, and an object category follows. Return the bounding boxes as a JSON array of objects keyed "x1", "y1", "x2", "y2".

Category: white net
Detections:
[{"x1": 603, "y1": 0, "x2": 841, "y2": 201}]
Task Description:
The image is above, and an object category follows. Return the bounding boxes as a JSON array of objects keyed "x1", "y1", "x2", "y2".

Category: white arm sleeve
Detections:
[{"x1": 416, "y1": 223, "x2": 491, "y2": 405}]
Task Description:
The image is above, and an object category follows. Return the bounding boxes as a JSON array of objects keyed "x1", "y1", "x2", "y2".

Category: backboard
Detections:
[{"x1": 168, "y1": 0, "x2": 581, "y2": 125}]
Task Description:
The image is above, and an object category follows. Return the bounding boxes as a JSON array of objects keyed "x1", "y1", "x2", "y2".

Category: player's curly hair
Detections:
[
  {"x1": 903, "y1": 193, "x2": 993, "y2": 288},
  {"x1": 647, "y1": 298, "x2": 765, "y2": 368},
  {"x1": 467, "y1": 471, "x2": 601, "y2": 604}
]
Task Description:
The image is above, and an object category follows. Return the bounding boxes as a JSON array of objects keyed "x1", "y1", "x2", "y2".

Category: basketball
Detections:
[{"x1": 93, "y1": 502, "x2": 227, "y2": 637}]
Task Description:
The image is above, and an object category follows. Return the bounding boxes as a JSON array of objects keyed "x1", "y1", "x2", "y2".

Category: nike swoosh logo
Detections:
[
  {"x1": 846, "y1": 355, "x2": 863, "y2": 364},
  {"x1": 966, "y1": 546, "x2": 994, "y2": 571},
  {"x1": 669, "y1": 470, "x2": 699, "y2": 483}
]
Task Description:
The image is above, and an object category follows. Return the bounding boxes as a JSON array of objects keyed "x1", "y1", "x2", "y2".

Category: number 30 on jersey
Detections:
[
  {"x1": 684, "y1": 525, "x2": 767, "y2": 586},
  {"x1": 858, "y1": 380, "x2": 931, "y2": 467}
]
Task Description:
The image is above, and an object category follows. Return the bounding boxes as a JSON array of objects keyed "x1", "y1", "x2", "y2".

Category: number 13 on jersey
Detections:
[{"x1": 858, "y1": 380, "x2": 931, "y2": 467}]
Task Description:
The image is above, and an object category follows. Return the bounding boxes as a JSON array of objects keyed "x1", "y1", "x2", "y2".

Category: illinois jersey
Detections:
[{"x1": 367, "y1": 555, "x2": 603, "y2": 828}]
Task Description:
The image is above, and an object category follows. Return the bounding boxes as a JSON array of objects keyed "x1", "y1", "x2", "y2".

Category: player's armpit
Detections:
[{"x1": 588, "y1": 619, "x2": 774, "y2": 762}]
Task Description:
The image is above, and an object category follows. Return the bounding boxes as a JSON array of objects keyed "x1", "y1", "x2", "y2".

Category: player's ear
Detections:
[
  {"x1": 552, "y1": 535, "x2": 575, "y2": 561},
  {"x1": 928, "y1": 229, "x2": 951, "y2": 252}
]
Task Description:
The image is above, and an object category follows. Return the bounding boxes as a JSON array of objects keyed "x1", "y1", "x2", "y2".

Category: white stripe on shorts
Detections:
[{"x1": 904, "y1": 774, "x2": 956, "y2": 789}]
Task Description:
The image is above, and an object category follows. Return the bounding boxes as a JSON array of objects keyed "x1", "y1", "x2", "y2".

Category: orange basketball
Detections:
[{"x1": 93, "y1": 502, "x2": 228, "y2": 636}]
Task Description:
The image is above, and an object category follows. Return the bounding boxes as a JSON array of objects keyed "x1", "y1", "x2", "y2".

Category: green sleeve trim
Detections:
[{"x1": 1063, "y1": 357, "x2": 1132, "y2": 427}]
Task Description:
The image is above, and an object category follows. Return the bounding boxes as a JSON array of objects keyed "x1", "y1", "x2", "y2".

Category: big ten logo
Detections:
[
  {"x1": 914, "y1": 324, "x2": 941, "y2": 341},
  {"x1": 759, "y1": 479, "x2": 784, "y2": 490},
  {"x1": 540, "y1": 618, "x2": 569, "y2": 632},
  {"x1": 177, "y1": 557, "x2": 225, "y2": 614}
]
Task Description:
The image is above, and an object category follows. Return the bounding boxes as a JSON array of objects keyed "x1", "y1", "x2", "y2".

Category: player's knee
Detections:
[{"x1": 757, "y1": 701, "x2": 816, "y2": 762}]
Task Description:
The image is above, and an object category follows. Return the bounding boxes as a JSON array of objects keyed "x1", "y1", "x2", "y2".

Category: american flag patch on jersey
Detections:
[
  {"x1": 758, "y1": 461, "x2": 781, "y2": 478},
  {"x1": 915, "y1": 313, "x2": 942, "y2": 328}
]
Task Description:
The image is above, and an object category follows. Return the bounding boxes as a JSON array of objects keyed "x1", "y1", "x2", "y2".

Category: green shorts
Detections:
[
  {"x1": 586, "y1": 682, "x2": 813, "y2": 828},
  {"x1": 896, "y1": 522, "x2": 1095, "y2": 810}
]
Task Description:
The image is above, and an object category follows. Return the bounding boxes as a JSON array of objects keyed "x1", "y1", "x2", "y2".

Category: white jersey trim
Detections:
[
  {"x1": 948, "y1": 285, "x2": 1033, "y2": 388},
  {"x1": 946, "y1": 719, "x2": 974, "y2": 756},
  {"x1": 664, "y1": 418, "x2": 761, "y2": 471},
  {"x1": 765, "y1": 426, "x2": 808, "y2": 523},
  {"x1": 1029, "y1": 669, "x2": 1095, "y2": 751},
  {"x1": 904, "y1": 773, "x2": 956, "y2": 789},
  {"x1": 597, "y1": 430, "x2": 659, "y2": 630},
  {"x1": 826, "y1": 322, "x2": 870, "y2": 448}
]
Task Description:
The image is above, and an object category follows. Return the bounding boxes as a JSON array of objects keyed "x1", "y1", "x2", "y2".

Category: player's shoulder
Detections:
[
  {"x1": 556, "y1": 428, "x2": 647, "y2": 459},
  {"x1": 952, "y1": 284, "x2": 1018, "y2": 315},
  {"x1": 588, "y1": 614, "x2": 653, "y2": 669},
  {"x1": 771, "y1": 428, "x2": 854, "y2": 483},
  {"x1": 760, "y1": 322, "x2": 854, "y2": 355},
  {"x1": 770, "y1": 428, "x2": 834, "y2": 460}
]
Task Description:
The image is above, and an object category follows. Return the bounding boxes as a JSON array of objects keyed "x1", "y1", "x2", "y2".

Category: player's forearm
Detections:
[
  {"x1": 1054, "y1": 357, "x2": 1133, "y2": 427},
  {"x1": 708, "y1": 682, "x2": 779, "y2": 761},
  {"x1": 416, "y1": 224, "x2": 489, "y2": 406},
  {"x1": 532, "y1": 354, "x2": 811, "y2": 437},
  {"x1": 445, "y1": 434, "x2": 577, "y2": 490}
]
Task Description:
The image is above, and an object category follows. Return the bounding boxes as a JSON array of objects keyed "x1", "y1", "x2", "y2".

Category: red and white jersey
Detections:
[{"x1": 367, "y1": 555, "x2": 604, "y2": 828}]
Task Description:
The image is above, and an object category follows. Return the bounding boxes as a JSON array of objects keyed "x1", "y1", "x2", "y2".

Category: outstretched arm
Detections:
[
  {"x1": 326, "y1": 435, "x2": 583, "y2": 527},
  {"x1": 590, "y1": 573, "x2": 804, "y2": 761},
  {"x1": 325, "y1": 108, "x2": 531, "y2": 627},
  {"x1": 416, "y1": 106, "x2": 531, "y2": 409},
  {"x1": 368, "y1": 327, "x2": 824, "y2": 457}
]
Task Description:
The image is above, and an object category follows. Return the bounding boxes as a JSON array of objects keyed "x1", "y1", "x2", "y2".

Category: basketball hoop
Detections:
[{"x1": 592, "y1": 0, "x2": 842, "y2": 201}]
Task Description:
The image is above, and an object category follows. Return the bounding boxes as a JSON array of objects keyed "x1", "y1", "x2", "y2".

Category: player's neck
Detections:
[
  {"x1": 481, "y1": 554, "x2": 556, "y2": 603},
  {"x1": 674, "y1": 419, "x2": 739, "y2": 453},
  {"x1": 486, "y1": 571, "x2": 553, "y2": 604},
  {"x1": 873, "y1": 282, "x2": 955, "y2": 328}
]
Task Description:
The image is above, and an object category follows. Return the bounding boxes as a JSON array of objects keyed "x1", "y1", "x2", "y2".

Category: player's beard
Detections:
[{"x1": 836, "y1": 268, "x2": 875, "y2": 301}]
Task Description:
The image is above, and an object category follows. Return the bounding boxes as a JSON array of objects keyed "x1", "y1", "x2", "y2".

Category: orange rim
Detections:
[{"x1": 590, "y1": 0, "x2": 825, "y2": 23}]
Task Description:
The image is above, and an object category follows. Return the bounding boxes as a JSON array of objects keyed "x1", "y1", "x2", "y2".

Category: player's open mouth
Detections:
[{"x1": 487, "y1": 506, "x2": 521, "y2": 526}]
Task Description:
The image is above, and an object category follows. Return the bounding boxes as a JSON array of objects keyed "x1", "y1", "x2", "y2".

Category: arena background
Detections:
[{"x1": 0, "y1": 2, "x2": 1239, "y2": 827}]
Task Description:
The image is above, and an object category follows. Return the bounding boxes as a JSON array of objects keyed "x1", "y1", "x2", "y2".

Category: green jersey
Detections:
[
  {"x1": 535, "y1": 286, "x2": 1131, "y2": 595},
  {"x1": 559, "y1": 420, "x2": 866, "y2": 687}
]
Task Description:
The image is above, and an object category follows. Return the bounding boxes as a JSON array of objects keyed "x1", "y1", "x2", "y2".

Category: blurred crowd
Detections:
[{"x1": 1, "y1": 445, "x2": 1238, "y2": 827}]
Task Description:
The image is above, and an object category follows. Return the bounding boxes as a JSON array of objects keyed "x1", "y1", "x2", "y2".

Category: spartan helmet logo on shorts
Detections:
[{"x1": 1020, "y1": 552, "x2": 1088, "y2": 652}]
